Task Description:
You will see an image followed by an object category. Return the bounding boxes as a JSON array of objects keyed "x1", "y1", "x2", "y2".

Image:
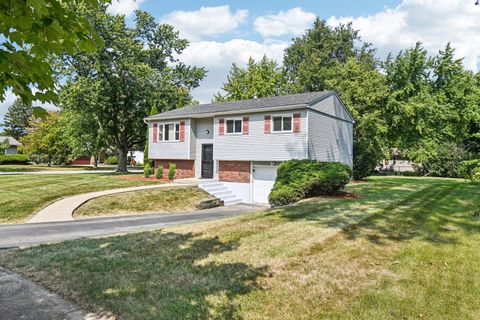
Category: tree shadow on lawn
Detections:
[
  {"x1": 10, "y1": 231, "x2": 267, "y2": 320},
  {"x1": 269, "y1": 178, "x2": 480, "y2": 246}
]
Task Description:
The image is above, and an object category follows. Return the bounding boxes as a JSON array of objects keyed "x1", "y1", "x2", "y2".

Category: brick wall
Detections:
[
  {"x1": 219, "y1": 161, "x2": 251, "y2": 183},
  {"x1": 154, "y1": 160, "x2": 195, "y2": 179}
]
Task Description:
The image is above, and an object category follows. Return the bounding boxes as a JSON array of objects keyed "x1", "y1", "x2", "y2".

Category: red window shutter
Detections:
[
  {"x1": 242, "y1": 117, "x2": 249, "y2": 135},
  {"x1": 219, "y1": 118, "x2": 225, "y2": 135},
  {"x1": 153, "y1": 123, "x2": 158, "y2": 142},
  {"x1": 293, "y1": 113, "x2": 301, "y2": 132},
  {"x1": 179, "y1": 121, "x2": 185, "y2": 142},
  {"x1": 264, "y1": 115, "x2": 271, "y2": 134}
]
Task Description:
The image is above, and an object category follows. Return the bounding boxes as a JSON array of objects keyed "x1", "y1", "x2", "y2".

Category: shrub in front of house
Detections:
[
  {"x1": 268, "y1": 160, "x2": 351, "y2": 207},
  {"x1": 106, "y1": 156, "x2": 119, "y2": 165},
  {"x1": 144, "y1": 162, "x2": 153, "y2": 178},
  {"x1": 0, "y1": 154, "x2": 30, "y2": 164},
  {"x1": 168, "y1": 163, "x2": 176, "y2": 180},
  {"x1": 155, "y1": 165, "x2": 163, "y2": 179}
]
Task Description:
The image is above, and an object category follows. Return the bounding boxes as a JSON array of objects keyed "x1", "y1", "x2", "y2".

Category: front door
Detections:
[{"x1": 201, "y1": 144, "x2": 214, "y2": 178}]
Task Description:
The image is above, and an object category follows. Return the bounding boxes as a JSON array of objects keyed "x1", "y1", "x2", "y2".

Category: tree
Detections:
[
  {"x1": 144, "y1": 103, "x2": 158, "y2": 166},
  {"x1": 20, "y1": 112, "x2": 70, "y2": 166},
  {"x1": 0, "y1": 0, "x2": 109, "y2": 103},
  {"x1": 214, "y1": 56, "x2": 287, "y2": 102},
  {"x1": 2, "y1": 98, "x2": 33, "y2": 140},
  {"x1": 325, "y1": 59, "x2": 389, "y2": 179},
  {"x1": 284, "y1": 18, "x2": 376, "y2": 93},
  {"x1": 62, "y1": 8, "x2": 206, "y2": 172}
]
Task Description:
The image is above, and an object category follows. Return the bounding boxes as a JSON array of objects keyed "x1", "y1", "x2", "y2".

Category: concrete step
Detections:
[
  {"x1": 210, "y1": 190, "x2": 232, "y2": 197},
  {"x1": 202, "y1": 186, "x2": 227, "y2": 193},
  {"x1": 198, "y1": 182, "x2": 222, "y2": 189},
  {"x1": 219, "y1": 194, "x2": 237, "y2": 201}
]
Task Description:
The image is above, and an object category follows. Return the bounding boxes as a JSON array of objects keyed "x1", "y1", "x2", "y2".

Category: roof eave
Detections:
[{"x1": 144, "y1": 104, "x2": 309, "y2": 121}]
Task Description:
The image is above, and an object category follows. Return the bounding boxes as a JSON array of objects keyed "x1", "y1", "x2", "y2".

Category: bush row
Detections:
[
  {"x1": 268, "y1": 160, "x2": 351, "y2": 207},
  {"x1": 0, "y1": 154, "x2": 30, "y2": 164}
]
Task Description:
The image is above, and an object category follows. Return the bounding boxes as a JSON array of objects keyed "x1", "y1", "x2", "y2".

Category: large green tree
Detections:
[
  {"x1": 2, "y1": 98, "x2": 33, "y2": 140},
  {"x1": 20, "y1": 112, "x2": 70, "y2": 166},
  {"x1": 214, "y1": 56, "x2": 287, "y2": 102},
  {"x1": 61, "y1": 8, "x2": 206, "y2": 172},
  {"x1": 284, "y1": 18, "x2": 376, "y2": 93},
  {"x1": 0, "y1": 0, "x2": 109, "y2": 103}
]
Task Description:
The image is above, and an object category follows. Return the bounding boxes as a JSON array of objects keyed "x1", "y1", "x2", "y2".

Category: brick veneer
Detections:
[
  {"x1": 154, "y1": 160, "x2": 195, "y2": 179},
  {"x1": 219, "y1": 161, "x2": 251, "y2": 183}
]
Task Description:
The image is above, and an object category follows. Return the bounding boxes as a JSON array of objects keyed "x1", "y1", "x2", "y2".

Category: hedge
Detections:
[
  {"x1": 268, "y1": 160, "x2": 351, "y2": 207},
  {"x1": 105, "y1": 156, "x2": 119, "y2": 165},
  {"x1": 0, "y1": 154, "x2": 30, "y2": 164}
]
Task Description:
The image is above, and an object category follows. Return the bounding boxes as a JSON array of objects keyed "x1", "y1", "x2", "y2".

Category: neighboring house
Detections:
[
  {"x1": 145, "y1": 91, "x2": 354, "y2": 204},
  {"x1": 0, "y1": 136, "x2": 21, "y2": 155}
]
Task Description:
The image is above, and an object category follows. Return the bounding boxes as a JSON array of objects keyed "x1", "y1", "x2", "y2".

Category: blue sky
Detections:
[{"x1": 1, "y1": 0, "x2": 479, "y2": 129}]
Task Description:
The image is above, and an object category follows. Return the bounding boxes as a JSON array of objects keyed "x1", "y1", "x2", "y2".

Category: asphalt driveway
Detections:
[{"x1": 0, "y1": 204, "x2": 263, "y2": 249}]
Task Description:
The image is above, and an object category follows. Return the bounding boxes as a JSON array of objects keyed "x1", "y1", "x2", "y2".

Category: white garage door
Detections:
[{"x1": 252, "y1": 165, "x2": 277, "y2": 204}]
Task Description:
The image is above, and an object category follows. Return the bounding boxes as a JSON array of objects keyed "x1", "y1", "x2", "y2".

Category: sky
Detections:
[{"x1": 1, "y1": 0, "x2": 479, "y2": 129}]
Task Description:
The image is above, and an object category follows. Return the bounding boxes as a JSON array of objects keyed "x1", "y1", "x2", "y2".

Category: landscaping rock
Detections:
[{"x1": 196, "y1": 198, "x2": 224, "y2": 210}]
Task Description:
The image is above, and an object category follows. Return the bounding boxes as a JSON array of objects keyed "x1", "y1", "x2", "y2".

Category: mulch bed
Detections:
[
  {"x1": 114, "y1": 175, "x2": 172, "y2": 182},
  {"x1": 349, "y1": 180, "x2": 365, "y2": 184}
]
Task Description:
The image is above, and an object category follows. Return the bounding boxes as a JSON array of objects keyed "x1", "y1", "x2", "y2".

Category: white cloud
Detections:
[
  {"x1": 327, "y1": 0, "x2": 480, "y2": 71},
  {"x1": 107, "y1": 0, "x2": 145, "y2": 17},
  {"x1": 161, "y1": 6, "x2": 248, "y2": 41},
  {"x1": 254, "y1": 7, "x2": 316, "y2": 38},
  {"x1": 180, "y1": 39, "x2": 289, "y2": 103}
]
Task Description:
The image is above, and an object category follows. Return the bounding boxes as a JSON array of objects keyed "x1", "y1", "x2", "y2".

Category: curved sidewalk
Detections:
[{"x1": 28, "y1": 182, "x2": 194, "y2": 224}]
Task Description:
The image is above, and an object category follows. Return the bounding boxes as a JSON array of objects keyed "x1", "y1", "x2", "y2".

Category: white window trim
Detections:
[
  {"x1": 271, "y1": 114, "x2": 293, "y2": 133},
  {"x1": 157, "y1": 122, "x2": 181, "y2": 142},
  {"x1": 225, "y1": 117, "x2": 243, "y2": 135}
]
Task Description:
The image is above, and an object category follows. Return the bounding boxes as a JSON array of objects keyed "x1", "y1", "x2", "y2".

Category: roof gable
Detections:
[{"x1": 0, "y1": 136, "x2": 21, "y2": 146}]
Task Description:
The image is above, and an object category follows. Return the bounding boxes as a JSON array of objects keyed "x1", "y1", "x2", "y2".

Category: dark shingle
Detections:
[{"x1": 146, "y1": 91, "x2": 331, "y2": 120}]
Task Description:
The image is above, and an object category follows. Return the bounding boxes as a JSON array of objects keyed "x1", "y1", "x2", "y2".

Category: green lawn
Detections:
[
  {"x1": 0, "y1": 164, "x2": 112, "y2": 172},
  {"x1": 0, "y1": 174, "x2": 162, "y2": 223},
  {"x1": 74, "y1": 187, "x2": 214, "y2": 218},
  {"x1": 1, "y1": 177, "x2": 479, "y2": 319}
]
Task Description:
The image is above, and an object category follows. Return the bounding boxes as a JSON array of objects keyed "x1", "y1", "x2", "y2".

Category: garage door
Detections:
[{"x1": 252, "y1": 165, "x2": 277, "y2": 204}]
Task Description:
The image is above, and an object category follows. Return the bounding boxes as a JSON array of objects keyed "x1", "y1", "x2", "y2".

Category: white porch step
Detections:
[{"x1": 198, "y1": 180, "x2": 245, "y2": 206}]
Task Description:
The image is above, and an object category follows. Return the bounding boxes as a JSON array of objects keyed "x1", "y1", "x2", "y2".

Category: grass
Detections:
[
  {"x1": 74, "y1": 187, "x2": 214, "y2": 217},
  {"x1": 0, "y1": 164, "x2": 113, "y2": 172},
  {"x1": 0, "y1": 173, "x2": 163, "y2": 223},
  {"x1": 1, "y1": 177, "x2": 479, "y2": 319}
]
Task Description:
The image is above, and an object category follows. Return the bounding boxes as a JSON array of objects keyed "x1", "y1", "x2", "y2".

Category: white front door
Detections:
[{"x1": 252, "y1": 165, "x2": 278, "y2": 204}]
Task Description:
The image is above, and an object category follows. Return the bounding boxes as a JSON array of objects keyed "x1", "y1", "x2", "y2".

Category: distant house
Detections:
[
  {"x1": 0, "y1": 136, "x2": 21, "y2": 154},
  {"x1": 144, "y1": 91, "x2": 354, "y2": 205}
]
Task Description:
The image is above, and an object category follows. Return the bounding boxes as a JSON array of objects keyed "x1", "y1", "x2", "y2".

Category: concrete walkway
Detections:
[
  {"x1": 0, "y1": 204, "x2": 262, "y2": 249},
  {"x1": 28, "y1": 182, "x2": 194, "y2": 223},
  {"x1": 0, "y1": 267, "x2": 110, "y2": 320}
]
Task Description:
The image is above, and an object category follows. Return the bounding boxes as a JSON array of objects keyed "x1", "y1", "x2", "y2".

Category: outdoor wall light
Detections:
[{"x1": 205, "y1": 129, "x2": 210, "y2": 135}]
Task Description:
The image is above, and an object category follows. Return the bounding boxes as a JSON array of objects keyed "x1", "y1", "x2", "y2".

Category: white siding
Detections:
[
  {"x1": 213, "y1": 109, "x2": 308, "y2": 161},
  {"x1": 310, "y1": 94, "x2": 354, "y2": 122},
  {"x1": 5, "y1": 147, "x2": 17, "y2": 154},
  {"x1": 307, "y1": 109, "x2": 353, "y2": 167},
  {"x1": 194, "y1": 118, "x2": 214, "y2": 178},
  {"x1": 148, "y1": 119, "x2": 191, "y2": 159}
]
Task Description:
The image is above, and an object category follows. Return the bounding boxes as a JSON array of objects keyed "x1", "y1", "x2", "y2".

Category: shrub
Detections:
[
  {"x1": 155, "y1": 165, "x2": 163, "y2": 179},
  {"x1": 168, "y1": 163, "x2": 176, "y2": 180},
  {"x1": 269, "y1": 160, "x2": 351, "y2": 207},
  {"x1": 471, "y1": 167, "x2": 480, "y2": 184},
  {"x1": 106, "y1": 156, "x2": 118, "y2": 165},
  {"x1": 0, "y1": 154, "x2": 30, "y2": 164},
  {"x1": 144, "y1": 162, "x2": 153, "y2": 178},
  {"x1": 422, "y1": 142, "x2": 470, "y2": 178},
  {"x1": 459, "y1": 159, "x2": 480, "y2": 179}
]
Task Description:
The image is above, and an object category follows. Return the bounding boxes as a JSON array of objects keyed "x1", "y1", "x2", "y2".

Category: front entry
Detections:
[{"x1": 201, "y1": 144, "x2": 214, "y2": 178}]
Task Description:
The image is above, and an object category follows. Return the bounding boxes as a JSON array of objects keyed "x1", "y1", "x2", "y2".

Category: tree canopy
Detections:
[
  {"x1": 0, "y1": 0, "x2": 110, "y2": 103},
  {"x1": 2, "y1": 98, "x2": 33, "y2": 140},
  {"x1": 60, "y1": 7, "x2": 206, "y2": 172}
]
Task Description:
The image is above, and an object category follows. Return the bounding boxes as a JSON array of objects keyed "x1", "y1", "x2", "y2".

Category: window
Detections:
[
  {"x1": 272, "y1": 115, "x2": 293, "y2": 132},
  {"x1": 226, "y1": 119, "x2": 242, "y2": 134},
  {"x1": 158, "y1": 123, "x2": 180, "y2": 141}
]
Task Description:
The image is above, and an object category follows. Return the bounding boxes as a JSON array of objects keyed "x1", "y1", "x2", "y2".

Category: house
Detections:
[
  {"x1": 145, "y1": 91, "x2": 354, "y2": 204},
  {"x1": 0, "y1": 136, "x2": 21, "y2": 154}
]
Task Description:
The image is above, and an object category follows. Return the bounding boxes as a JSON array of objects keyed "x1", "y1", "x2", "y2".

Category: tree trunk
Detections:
[
  {"x1": 93, "y1": 154, "x2": 98, "y2": 168},
  {"x1": 117, "y1": 147, "x2": 129, "y2": 173}
]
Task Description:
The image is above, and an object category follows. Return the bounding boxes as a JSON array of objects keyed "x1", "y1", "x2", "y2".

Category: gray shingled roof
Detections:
[
  {"x1": 146, "y1": 91, "x2": 332, "y2": 120},
  {"x1": 0, "y1": 136, "x2": 20, "y2": 146}
]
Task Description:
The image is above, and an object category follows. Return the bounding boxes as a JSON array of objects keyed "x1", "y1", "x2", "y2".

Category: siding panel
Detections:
[
  {"x1": 310, "y1": 94, "x2": 353, "y2": 122},
  {"x1": 307, "y1": 109, "x2": 353, "y2": 167},
  {"x1": 214, "y1": 109, "x2": 307, "y2": 161},
  {"x1": 148, "y1": 119, "x2": 191, "y2": 159}
]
